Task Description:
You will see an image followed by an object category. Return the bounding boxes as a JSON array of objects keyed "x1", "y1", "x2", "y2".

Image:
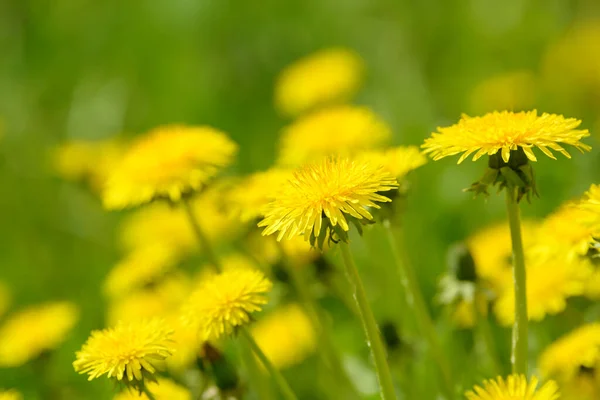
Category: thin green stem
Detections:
[
  {"x1": 141, "y1": 385, "x2": 157, "y2": 400},
  {"x1": 182, "y1": 197, "x2": 222, "y2": 273},
  {"x1": 239, "y1": 340, "x2": 273, "y2": 400},
  {"x1": 505, "y1": 188, "x2": 528, "y2": 374},
  {"x1": 340, "y1": 242, "x2": 396, "y2": 400},
  {"x1": 240, "y1": 327, "x2": 298, "y2": 400},
  {"x1": 382, "y1": 222, "x2": 454, "y2": 399},
  {"x1": 474, "y1": 300, "x2": 501, "y2": 375}
]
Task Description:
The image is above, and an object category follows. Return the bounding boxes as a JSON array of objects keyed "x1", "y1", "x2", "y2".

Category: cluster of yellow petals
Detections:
[
  {"x1": 359, "y1": 145, "x2": 427, "y2": 181},
  {"x1": 275, "y1": 48, "x2": 364, "y2": 117},
  {"x1": 182, "y1": 266, "x2": 272, "y2": 341},
  {"x1": 422, "y1": 110, "x2": 590, "y2": 164},
  {"x1": 465, "y1": 375, "x2": 559, "y2": 400},
  {"x1": 259, "y1": 157, "x2": 398, "y2": 242},
  {"x1": 103, "y1": 125, "x2": 237, "y2": 209},
  {"x1": 0, "y1": 390, "x2": 22, "y2": 400},
  {"x1": 0, "y1": 302, "x2": 78, "y2": 367},
  {"x1": 73, "y1": 318, "x2": 174, "y2": 382},
  {"x1": 277, "y1": 106, "x2": 390, "y2": 166}
]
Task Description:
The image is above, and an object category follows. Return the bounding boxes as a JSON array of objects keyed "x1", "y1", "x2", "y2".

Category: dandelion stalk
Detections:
[
  {"x1": 382, "y1": 221, "x2": 454, "y2": 398},
  {"x1": 340, "y1": 242, "x2": 396, "y2": 400},
  {"x1": 239, "y1": 340, "x2": 273, "y2": 400},
  {"x1": 505, "y1": 187, "x2": 528, "y2": 374},
  {"x1": 239, "y1": 327, "x2": 298, "y2": 400},
  {"x1": 182, "y1": 196, "x2": 223, "y2": 273}
]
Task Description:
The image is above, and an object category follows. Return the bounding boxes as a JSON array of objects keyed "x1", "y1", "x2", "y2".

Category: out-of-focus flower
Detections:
[
  {"x1": 104, "y1": 245, "x2": 179, "y2": 298},
  {"x1": 252, "y1": 304, "x2": 316, "y2": 369},
  {"x1": 277, "y1": 106, "x2": 390, "y2": 167},
  {"x1": 0, "y1": 302, "x2": 78, "y2": 367},
  {"x1": 226, "y1": 168, "x2": 292, "y2": 223},
  {"x1": 113, "y1": 378, "x2": 191, "y2": 400},
  {"x1": 494, "y1": 250, "x2": 591, "y2": 325},
  {"x1": 539, "y1": 323, "x2": 600, "y2": 400},
  {"x1": 359, "y1": 146, "x2": 427, "y2": 182},
  {"x1": 182, "y1": 265, "x2": 272, "y2": 341},
  {"x1": 469, "y1": 71, "x2": 536, "y2": 115},
  {"x1": 73, "y1": 318, "x2": 173, "y2": 384},
  {"x1": 422, "y1": 110, "x2": 590, "y2": 164},
  {"x1": 119, "y1": 187, "x2": 238, "y2": 257},
  {"x1": 275, "y1": 48, "x2": 364, "y2": 117},
  {"x1": 465, "y1": 374, "x2": 559, "y2": 400},
  {"x1": 52, "y1": 138, "x2": 125, "y2": 193},
  {"x1": 0, "y1": 389, "x2": 22, "y2": 400},
  {"x1": 103, "y1": 125, "x2": 237, "y2": 209},
  {"x1": 259, "y1": 157, "x2": 397, "y2": 249}
]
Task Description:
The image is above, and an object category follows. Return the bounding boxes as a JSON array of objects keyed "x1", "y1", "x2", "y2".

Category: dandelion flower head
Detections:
[
  {"x1": 259, "y1": 157, "x2": 398, "y2": 246},
  {"x1": 0, "y1": 389, "x2": 22, "y2": 400},
  {"x1": 252, "y1": 304, "x2": 316, "y2": 369},
  {"x1": 113, "y1": 378, "x2": 191, "y2": 400},
  {"x1": 359, "y1": 146, "x2": 427, "y2": 181},
  {"x1": 182, "y1": 265, "x2": 272, "y2": 341},
  {"x1": 103, "y1": 125, "x2": 237, "y2": 209},
  {"x1": 277, "y1": 106, "x2": 390, "y2": 167},
  {"x1": 73, "y1": 318, "x2": 174, "y2": 382},
  {"x1": 422, "y1": 110, "x2": 590, "y2": 164},
  {"x1": 465, "y1": 375, "x2": 560, "y2": 400},
  {"x1": 0, "y1": 301, "x2": 78, "y2": 367},
  {"x1": 275, "y1": 48, "x2": 364, "y2": 117}
]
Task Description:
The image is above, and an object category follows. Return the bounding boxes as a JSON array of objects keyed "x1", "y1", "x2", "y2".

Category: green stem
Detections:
[
  {"x1": 141, "y1": 385, "x2": 157, "y2": 400},
  {"x1": 182, "y1": 197, "x2": 222, "y2": 273},
  {"x1": 240, "y1": 327, "x2": 298, "y2": 400},
  {"x1": 505, "y1": 188, "x2": 528, "y2": 374},
  {"x1": 474, "y1": 299, "x2": 502, "y2": 375},
  {"x1": 382, "y1": 222, "x2": 454, "y2": 399},
  {"x1": 286, "y1": 262, "x2": 360, "y2": 399},
  {"x1": 340, "y1": 242, "x2": 396, "y2": 400},
  {"x1": 239, "y1": 340, "x2": 273, "y2": 400}
]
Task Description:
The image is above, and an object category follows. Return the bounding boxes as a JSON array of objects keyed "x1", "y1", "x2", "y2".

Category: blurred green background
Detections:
[{"x1": 1, "y1": 0, "x2": 600, "y2": 398}]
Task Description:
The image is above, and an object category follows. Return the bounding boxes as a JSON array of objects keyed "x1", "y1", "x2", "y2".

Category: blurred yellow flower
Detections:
[
  {"x1": 119, "y1": 187, "x2": 238, "y2": 257},
  {"x1": 73, "y1": 318, "x2": 173, "y2": 383},
  {"x1": 277, "y1": 106, "x2": 390, "y2": 167},
  {"x1": 52, "y1": 138, "x2": 125, "y2": 193},
  {"x1": 275, "y1": 48, "x2": 364, "y2": 117},
  {"x1": 113, "y1": 378, "x2": 191, "y2": 400},
  {"x1": 252, "y1": 304, "x2": 316, "y2": 369},
  {"x1": 450, "y1": 296, "x2": 487, "y2": 329},
  {"x1": 103, "y1": 125, "x2": 237, "y2": 209},
  {"x1": 0, "y1": 302, "x2": 78, "y2": 367},
  {"x1": 359, "y1": 146, "x2": 427, "y2": 181},
  {"x1": 0, "y1": 282, "x2": 10, "y2": 319},
  {"x1": 539, "y1": 323, "x2": 600, "y2": 400},
  {"x1": 104, "y1": 245, "x2": 179, "y2": 298},
  {"x1": 226, "y1": 168, "x2": 292, "y2": 223},
  {"x1": 259, "y1": 157, "x2": 398, "y2": 246},
  {"x1": 182, "y1": 265, "x2": 272, "y2": 341},
  {"x1": 422, "y1": 110, "x2": 590, "y2": 163},
  {"x1": 0, "y1": 389, "x2": 22, "y2": 400},
  {"x1": 494, "y1": 251, "x2": 590, "y2": 325},
  {"x1": 469, "y1": 71, "x2": 536, "y2": 115},
  {"x1": 580, "y1": 183, "x2": 600, "y2": 214},
  {"x1": 465, "y1": 374, "x2": 559, "y2": 400}
]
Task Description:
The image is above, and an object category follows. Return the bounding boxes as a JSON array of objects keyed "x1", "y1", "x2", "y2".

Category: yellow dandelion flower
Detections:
[
  {"x1": 275, "y1": 48, "x2": 364, "y2": 117},
  {"x1": 277, "y1": 106, "x2": 391, "y2": 167},
  {"x1": 73, "y1": 318, "x2": 174, "y2": 382},
  {"x1": 103, "y1": 125, "x2": 237, "y2": 209},
  {"x1": 52, "y1": 138, "x2": 125, "y2": 192},
  {"x1": 0, "y1": 302, "x2": 78, "y2": 367},
  {"x1": 182, "y1": 266, "x2": 272, "y2": 341},
  {"x1": 252, "y1": 304, "x2": 316, "y2": 369},
  {"x1": 113, "y1": 378, "x2": 191, "y2": 400},
  {"x1": 0, "y1": 282, "x2": 10, "y2": 318},
  {"x1": 469, "y1": 71, "x2": 536, "y2": 115},
  {"x1": 104, "y1": 245, "x2": 179, "y2": 298},
  {"x1": 539, "y1": 323, "x2": 600, "y2": 381},
  {"x1": 259, "y1": 157, "x2": 398, "y2": 246},
  {"x1": 422, "y1": 110, "x2": 590, "y2": 164},
  {"x1": 226, "y1": 168, "x2": 292, "y2": 223},
  {"x1": 494, "y1": 251, "x2": 591, "y2": 325},
  {"x1": 580, "y1": 184, "x2": 600, "y2": 214},
  {"x1": 359, "y1": 146, "x2": 427, "y2": 181},
  {"x1": 0, "y1": 389, "x2": 22, "y2": 400},
  {"x1": 119, "y1": 187, "x2": 238, "y2": 257},
  {"x1": 465, "y1": 375, "x2": 560, "y2": 400}
]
